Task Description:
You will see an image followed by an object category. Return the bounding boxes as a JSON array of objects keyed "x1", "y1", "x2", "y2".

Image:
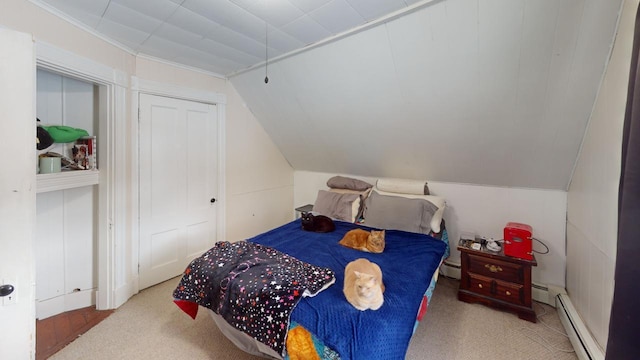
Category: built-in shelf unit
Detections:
[{"x1": 35, "y1": 68, "x2": 106, "y2": 319}]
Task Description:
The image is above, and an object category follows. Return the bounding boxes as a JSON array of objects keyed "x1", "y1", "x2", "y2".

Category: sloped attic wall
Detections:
[{"x1": 230, "y1": 0, "x2": 622, "y2": 191}]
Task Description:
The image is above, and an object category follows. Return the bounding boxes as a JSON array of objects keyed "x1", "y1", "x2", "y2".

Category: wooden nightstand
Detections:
[{"x1": 457, "y1": 241, "x2": 537, "y2": 322}]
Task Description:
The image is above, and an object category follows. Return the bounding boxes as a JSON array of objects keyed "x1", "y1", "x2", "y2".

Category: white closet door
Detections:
[{"x1": 138, "y1": 94, "x2": 218, "y2": 290}]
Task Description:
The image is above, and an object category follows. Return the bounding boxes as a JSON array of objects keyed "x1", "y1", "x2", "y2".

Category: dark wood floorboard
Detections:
[{"x1": 36, "y1": 306, "x2": 113, "y2": 360}]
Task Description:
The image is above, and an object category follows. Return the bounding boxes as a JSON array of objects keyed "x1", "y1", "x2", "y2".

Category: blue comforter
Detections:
[{"x1": 249, "y1": 219, "x2": 447, "y2": 360}]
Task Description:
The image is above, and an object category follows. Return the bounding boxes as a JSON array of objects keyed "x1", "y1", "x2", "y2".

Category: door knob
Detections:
[
  {"x1": 210, "y1": 198, "x2": 216, "y2": 203},
  {"x1": 0, "y1": 284, "x2": 14, "y2": 297}
]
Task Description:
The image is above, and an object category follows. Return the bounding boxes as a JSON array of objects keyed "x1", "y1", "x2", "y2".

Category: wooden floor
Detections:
[{"x1": 36, "y1": 306, "x2": 113, "y2": 360}]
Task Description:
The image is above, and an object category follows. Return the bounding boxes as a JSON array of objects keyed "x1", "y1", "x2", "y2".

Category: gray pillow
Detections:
[
  {"x1": 363, "y1": 191, "x2": 439, "y2": 234},
  {"x1": 326, "y1": 176, "x2": 373, "y2": 191},
  {"x1": 313, "y1": 190, "x2": 361, "y2": 222}
]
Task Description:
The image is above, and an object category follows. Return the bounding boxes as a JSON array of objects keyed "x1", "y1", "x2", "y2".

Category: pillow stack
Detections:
[
  {"x1": 364, "y1": 179, "x2": 446, "y2": 234},
  {"x1": 312, "y1": 176, "x2": 373, "y2": 223}
]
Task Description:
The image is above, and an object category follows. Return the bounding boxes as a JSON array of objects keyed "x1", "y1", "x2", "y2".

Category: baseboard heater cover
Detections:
[{"x1": 556, "y1": 294, "x2": 605, "y2": 360}]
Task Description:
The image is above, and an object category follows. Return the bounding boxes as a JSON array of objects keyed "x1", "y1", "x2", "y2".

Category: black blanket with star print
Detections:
[{"x1": 173, "y1": 241, "x2": 336, "y2": 356}]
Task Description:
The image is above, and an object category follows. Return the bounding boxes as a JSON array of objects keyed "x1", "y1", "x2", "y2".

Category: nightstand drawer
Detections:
[
  {"x1": 468, "y1": 254, "x2": 524, "y2": 284},
  {"x1": 493, "y1": 279, "x2": 524, "y2": 305},
  {"x1": 467, "y1": 273, "x2": 494, "y2": 297}
]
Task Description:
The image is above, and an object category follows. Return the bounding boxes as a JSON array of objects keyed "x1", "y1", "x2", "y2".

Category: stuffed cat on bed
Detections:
[
  {"x1": 343, "y1": 258, "x2": 385, "y2": 311},
  {"x1": 339, "y1": 228, "x2": 385, "y2": 253}
]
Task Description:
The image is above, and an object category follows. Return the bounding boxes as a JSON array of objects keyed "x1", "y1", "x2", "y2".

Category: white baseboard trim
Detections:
[
  {"x1": 36, "y1": 289, "x2": 95, "y2": 320},
  {"x1": 532, "y1": 283, "x2": 567, "y2": 307},
  {"x1": 556, "y1": 294, "x2": 605, "y2": 360},
  {"x1": 441, "y1": 260, "x2": 461, "y2": 279},
  {"x1": 114, "y1": 279, "x2": 138, "y2": 309}
]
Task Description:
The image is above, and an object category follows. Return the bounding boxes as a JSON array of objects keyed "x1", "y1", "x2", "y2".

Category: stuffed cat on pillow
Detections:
[
  {"x1": 343, "y1": 258, "x2": 385, "y2": 311},
  {"x1": 339, "y1": 228, "x2": 385, "y2": 253}
]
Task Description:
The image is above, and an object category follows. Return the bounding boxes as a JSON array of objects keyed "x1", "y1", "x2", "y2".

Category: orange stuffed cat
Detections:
[
  {"x1": 343, "y1": 258, "x2": 385, "y2": 311},
  {"x1": 339, "y1": 228, "x2": 385, "y2": 253}
]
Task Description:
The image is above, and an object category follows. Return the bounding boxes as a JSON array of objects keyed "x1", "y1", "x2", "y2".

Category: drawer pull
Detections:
[
  {"x1": 485, "y1": 264, "x2": 503, "y2": 273},
  {"x1": 506, "y1": 291, "x2": 511, "y2": 296},
  {"x1": 478, "y1": 284, "x2": 483, "y2": 289}
]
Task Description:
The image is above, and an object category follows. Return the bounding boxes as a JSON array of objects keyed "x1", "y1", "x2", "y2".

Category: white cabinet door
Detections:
[
  {"x1": 138, "y1": 94, "x2": 218, "y2": 289},
  {"x1": 0, "y1": 29, "x2": 36, "y2": 360}
]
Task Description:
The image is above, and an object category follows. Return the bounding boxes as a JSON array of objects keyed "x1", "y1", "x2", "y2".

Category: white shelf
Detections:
[{"x1": 37, "y1": 170, "x2": 99, "y2": 193}]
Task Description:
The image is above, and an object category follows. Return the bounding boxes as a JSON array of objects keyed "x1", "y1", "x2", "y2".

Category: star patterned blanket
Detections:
[{"x1": 173, "y1": 241, "x2": 336, "y2": 356}]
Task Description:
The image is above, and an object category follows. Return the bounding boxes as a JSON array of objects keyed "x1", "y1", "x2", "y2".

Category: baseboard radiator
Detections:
[{"x1": 556, "y1": 294, "x2": 605, "y2": 360}]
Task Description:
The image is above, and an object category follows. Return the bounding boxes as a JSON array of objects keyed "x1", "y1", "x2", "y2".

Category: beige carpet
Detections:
[{"x1": 50, "y1": 276, "x2": 577, "y2": 360}]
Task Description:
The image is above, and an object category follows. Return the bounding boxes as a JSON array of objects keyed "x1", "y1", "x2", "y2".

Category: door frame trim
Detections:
[
  {"x1": 130, "y1": 77, "x2": 227, "y2": 298},
  {"x1": 36, "y1": 40, "x2": 127, "y2": 311}
]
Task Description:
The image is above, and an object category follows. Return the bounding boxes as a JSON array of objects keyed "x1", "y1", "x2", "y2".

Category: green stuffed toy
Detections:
[{"x1": 42, "y1": 125, "x2": 89, "y2": 143}]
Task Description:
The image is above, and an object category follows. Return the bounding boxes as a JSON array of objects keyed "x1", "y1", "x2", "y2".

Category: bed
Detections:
[{"x1": 173, "y1": 177, "x2": 449, "y2": 360}]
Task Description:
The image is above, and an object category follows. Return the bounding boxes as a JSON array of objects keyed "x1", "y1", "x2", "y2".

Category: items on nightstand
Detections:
[
  {"x1": 503, "y1": 222, "x2": 533, "y2": 260},
  {"x1": 485, "y1": 239, "x2": 501, "y2": 252}
]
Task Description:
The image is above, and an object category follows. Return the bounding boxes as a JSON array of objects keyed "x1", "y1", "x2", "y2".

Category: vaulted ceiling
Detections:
[
  {"x1": 33, "y1": 0, "x2": 624, "y2": 190},
  {"x1": 32, "y1": 0, "x2": 424, "y2": 76}
]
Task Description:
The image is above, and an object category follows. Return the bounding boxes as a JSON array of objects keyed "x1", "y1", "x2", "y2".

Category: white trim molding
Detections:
[
  {"x1": 36, "y1": 40, "x2": 128, "y2": 88},
  {"x1": 36, "y1": 41, "x2": 122, "y2": 311},
  {"x1": 131, "y1": 77, "x2": 227, "y2": 105},
  {"x1": 557, "y1": 294, "x2": 605, "y2": 360}
]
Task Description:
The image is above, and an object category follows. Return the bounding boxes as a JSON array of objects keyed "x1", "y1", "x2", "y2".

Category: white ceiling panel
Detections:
[
  {"x1": 34, "y1": 0, "x2": 415, "y2": 74},
  {"x1": 264, "y1": 28, "x2": 304, "y2": 55},
  {"x1": 199, "y1": 38, "x2": 261, "y2": 66},
  {"x1": 281, "y1": 15, "x2": 332, "y2": 45},
  {"x1": 104, "y1": 2, "x2": 163, "y2": 35},
  {"x1": 164, "y1": 7, "x2": 217, "y2": 37},
  {"x1": 45, "y1": 0, "x2": 110, "y2": 16},
  {"x1": 95, "y1": 17, "x2": 151, "y2": 49},
  {"x1": 288, "y1": 0, "x2": 334, "y2": 13},
  {"x1": 180, "y1": 0, "x2": 239, "y2": 22},
  {"x1": 231, "y1": 0, "x2": 305, "y2": 28},
  {"x1": 112, "y1": 0, "x2": 180, "y2": 22},
  {"x1": 205, "y1": 25, "x2": 266, "y2": 59},
  {"x1": 30, "y1": 0, "x2": 623, "y2": 190},
  {"x1": 154, "y1": 22, "x2": 204, "y2": 48},
  {"x1": 346, "y1": 0, "x2": 408, "y2": 21},
  {"x1": 308, "y1": 0, "x2": 366, "y2": 34}
]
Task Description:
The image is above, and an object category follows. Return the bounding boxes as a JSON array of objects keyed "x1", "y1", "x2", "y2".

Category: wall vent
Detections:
[{"x1": 556, "y1": 294, "x2": 605, "y2": 360}]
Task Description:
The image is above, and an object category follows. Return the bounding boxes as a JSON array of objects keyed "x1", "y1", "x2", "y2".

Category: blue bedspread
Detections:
[{"x1": 249, "y1": 219, "x2": 447, "y2": 360}]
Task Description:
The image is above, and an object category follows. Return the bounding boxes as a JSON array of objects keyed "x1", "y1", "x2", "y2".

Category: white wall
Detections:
[
  {"x1": 233, "y1": 0, "x2": 622, "y2": 191},
  {"x1": 295, "y1": 170, "x2": 567, "y2": 288},
  {"x1": 566, "y1": 0, "x2": 636, "y2": 350},
  {"x1": 0, "y1": 1, "x2": 294, "y2": 357},
  {"x1": 224, "y1": 81, "x2": 294, "y2": 241}
]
